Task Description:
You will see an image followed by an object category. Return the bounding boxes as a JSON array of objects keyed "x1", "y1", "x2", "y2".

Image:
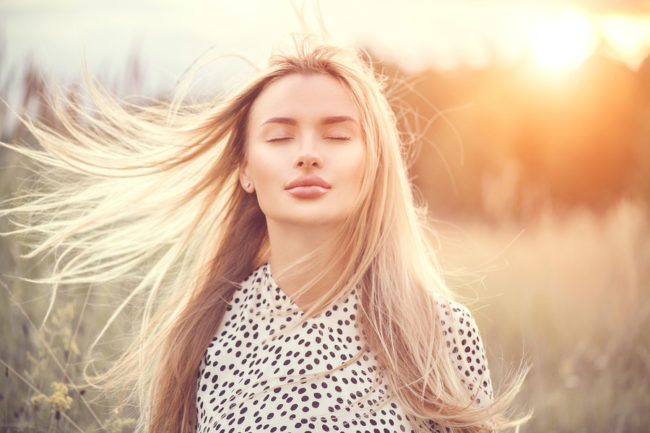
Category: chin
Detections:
[{"x1": 274, "y1": 213, "x2": 349, "y2": 228}]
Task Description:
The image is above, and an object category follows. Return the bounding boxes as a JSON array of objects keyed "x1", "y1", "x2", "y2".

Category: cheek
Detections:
[
  {"x1": 345, "y1": 146, "x2": 366, "y2": 189},
  {"x1": 245, "y1": 150, "x2": 283, "y2": 212},
  {"x1": 246, "y1": 147, "x2": 278, "y2": 184}
]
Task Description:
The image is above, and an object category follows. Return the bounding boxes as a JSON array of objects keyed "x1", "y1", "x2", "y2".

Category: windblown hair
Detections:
[{"x1": 0, "y1": 38, "x2": 526, "y2": 432}]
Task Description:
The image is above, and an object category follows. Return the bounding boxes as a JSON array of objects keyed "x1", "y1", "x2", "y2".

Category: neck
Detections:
[{"x1": 266, "y1": 220, "x2": 343, "y2": 312}]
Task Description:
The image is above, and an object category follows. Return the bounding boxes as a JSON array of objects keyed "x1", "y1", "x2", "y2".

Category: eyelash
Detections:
[{"x1": 266, "y1": 136, "x2": 351, "y2": 143}]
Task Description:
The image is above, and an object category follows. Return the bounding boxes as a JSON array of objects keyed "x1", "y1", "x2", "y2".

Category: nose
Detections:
[
  {"x1": 294, "y1": 135, "x2": 322, "y2": 169},
  {"x1": 295, "y1": 154, "x2": 321, "y2": 168}
]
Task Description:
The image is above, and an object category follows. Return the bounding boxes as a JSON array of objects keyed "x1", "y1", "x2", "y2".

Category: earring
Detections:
[{"x1": 244, "y1": 181, "x2": 252, "y2": 192}]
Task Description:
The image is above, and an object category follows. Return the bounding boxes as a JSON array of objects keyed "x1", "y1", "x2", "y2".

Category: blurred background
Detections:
[{"x1": 1, "y1": 0, "x2": 649, "y2": 432}]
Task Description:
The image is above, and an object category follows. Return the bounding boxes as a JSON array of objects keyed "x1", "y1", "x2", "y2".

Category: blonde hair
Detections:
[{"x1": 0, "y1": 38, "x2": 527, "y2": 432}]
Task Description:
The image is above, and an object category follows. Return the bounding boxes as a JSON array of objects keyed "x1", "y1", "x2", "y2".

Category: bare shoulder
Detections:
[{"x1": 435, "y1": 297, "x2": 494, "y2": 407}]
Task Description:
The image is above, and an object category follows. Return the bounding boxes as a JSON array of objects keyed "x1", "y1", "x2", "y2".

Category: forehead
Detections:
[{"x1": 248, "y1": 73, "x2": 359, "y2": 127}]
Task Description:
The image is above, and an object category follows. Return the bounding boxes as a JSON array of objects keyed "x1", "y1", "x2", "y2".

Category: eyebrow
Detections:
[{"x1": 261, "y1": 116, "x2": 358, "y2": 126}]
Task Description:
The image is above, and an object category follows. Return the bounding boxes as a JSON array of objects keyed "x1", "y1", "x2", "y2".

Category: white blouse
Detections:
[{"x1": 196, "y1": 263, "x2": 493, "y2": 433}]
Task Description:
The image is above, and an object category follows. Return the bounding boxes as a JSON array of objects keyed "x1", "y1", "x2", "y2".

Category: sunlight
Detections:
[
  {"x1": 601, "y1": 15, "x2": 650, "y2": 69},
  {"x1": 529, "y1": 8, "x2": 596, "y2": 73}
]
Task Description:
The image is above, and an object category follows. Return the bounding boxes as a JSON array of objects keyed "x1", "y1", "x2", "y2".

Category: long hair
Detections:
[{"x1": 0, "y1": 38, "x2": 527, "y2": 432}]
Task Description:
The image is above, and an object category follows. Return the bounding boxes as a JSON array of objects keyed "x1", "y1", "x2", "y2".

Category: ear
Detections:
[{"x1": 239, "y1": 160, "x2": 254, "y2": 193}]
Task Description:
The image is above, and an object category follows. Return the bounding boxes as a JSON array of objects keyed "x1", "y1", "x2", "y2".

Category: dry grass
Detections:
[
  {"x1": 1, "y1": 53, "x2": 648, "y2": 432},
  {"x1": 434, "y1": 200, "x2": 650, "y2": 432},
  {"x1": 2, "y1": 189, "x2": 648, "y2": 431}
]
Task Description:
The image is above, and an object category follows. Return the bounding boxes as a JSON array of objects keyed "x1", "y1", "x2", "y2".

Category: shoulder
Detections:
[{"x1": 435, "y1": 297, "x2": 494, "y2": 407}]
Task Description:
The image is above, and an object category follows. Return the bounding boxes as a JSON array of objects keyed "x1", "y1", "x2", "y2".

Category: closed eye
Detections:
[
  {"x1": 325, "y1": 136, "x2": 351, "y2": 141},
  {"x1": 266, "y1": 137, "x2": 293, "y2": 143}
]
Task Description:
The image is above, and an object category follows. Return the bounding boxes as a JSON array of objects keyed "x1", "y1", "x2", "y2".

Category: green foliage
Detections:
[{"x1": 0, "y1": 279, "x2": 137, "y2": 432}]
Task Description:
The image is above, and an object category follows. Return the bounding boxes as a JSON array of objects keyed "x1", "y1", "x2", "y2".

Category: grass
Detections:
[
  {"x1": 2, "y1": 188, "x2": 648, "y2": 431},
  {"x1": 435, "y1": 200, "x2": 650, "y2": 432},
  {"x1": 0, "y1": 54, "x2": 648, "y2": 432}
]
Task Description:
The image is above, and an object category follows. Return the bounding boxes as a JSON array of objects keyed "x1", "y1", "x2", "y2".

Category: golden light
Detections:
[
  {"x1": 529, "y1": 9, "x2": 596, "y2": 73},
  {"x1": 601, "y1": 15, "x2": 650, "y2": 69}
]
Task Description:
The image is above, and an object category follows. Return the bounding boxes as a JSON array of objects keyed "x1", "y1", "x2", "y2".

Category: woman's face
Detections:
[{"x1": 242, "y1": 73, "x2": 366, "y2": 228}]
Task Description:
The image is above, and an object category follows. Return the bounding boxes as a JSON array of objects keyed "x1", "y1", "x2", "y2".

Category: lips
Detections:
[
  {"x1": 285, "y1": 175, "x2": 331, "y2": 190},
  {"x1": 285, "y1": 175, "x2": 331, "y2": 198}
]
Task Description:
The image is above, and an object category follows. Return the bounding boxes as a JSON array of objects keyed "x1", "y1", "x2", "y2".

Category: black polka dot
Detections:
[{"x1": 195, "y1": 263, "x2": 493, "y2": 433}]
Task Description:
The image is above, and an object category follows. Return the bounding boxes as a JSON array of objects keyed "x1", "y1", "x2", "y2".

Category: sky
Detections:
[{"x1": 1, "y1": 0, "x2": 650, "y2": 97}]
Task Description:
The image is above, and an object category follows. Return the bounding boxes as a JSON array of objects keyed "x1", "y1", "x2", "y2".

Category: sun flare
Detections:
[
  {"x1": 601, "y1": 15, "x2": 650, "y2": 69},
  {"x1": 529, "y1": 9, "x2": 596, "y2": 73}
]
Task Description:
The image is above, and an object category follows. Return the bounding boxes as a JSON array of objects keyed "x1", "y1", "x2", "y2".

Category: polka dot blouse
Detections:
[{"x1": 196, "y1": 263, "x2": 493, "y2": 433}]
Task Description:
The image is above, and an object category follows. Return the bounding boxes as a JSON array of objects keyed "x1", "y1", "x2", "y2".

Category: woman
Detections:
[{"x1": 1, "y1": 39, "x2": 526, "y2": 432}]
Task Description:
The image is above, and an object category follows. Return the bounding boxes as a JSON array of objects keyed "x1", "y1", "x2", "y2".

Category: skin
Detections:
[{"x1": 240, "y1": 73, "x2": 366, "y2": 311}]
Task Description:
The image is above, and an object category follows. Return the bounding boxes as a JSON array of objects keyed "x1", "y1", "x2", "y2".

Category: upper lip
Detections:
[{"x1": 285, "y1": 175, "x2": 331, "y2": 190}]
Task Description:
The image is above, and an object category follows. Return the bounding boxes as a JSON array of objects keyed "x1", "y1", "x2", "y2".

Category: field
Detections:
[
  {"x1": 1, "y1": 51, "x2": 649, "y2": 432},
  {"x1": 435, "y1": 200, "x2": 650, "y2": 432},
  {"x1": 2, "y1": 180, "x2": 648, "y2": 431}
]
